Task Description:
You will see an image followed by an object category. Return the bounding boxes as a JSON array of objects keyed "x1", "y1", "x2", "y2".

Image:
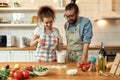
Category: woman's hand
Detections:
[{"x1": 37, "y1": 38, "x2": 45, "y2": 46}]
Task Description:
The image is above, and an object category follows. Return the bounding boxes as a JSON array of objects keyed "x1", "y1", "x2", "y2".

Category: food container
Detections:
[
  {"x1": 56, "y1": 50, "x2": 66, "y2": 64},
  {"x1": 31, "y1": 16, "x2": 37, "y2": 23}
]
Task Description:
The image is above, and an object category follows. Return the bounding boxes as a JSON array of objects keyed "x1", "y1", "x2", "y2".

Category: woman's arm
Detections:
[
  {"x1": 30, "y1": 34, "x2": 46, "y2": 47},
  {"x1": 30, "y1": 35, "x2": 39, "y2": 47}
]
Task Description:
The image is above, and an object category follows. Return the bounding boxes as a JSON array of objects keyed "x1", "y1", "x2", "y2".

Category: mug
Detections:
[
  {"x1": 20, "y1": 36, "x2": 27, "y2": 48},
  {"x1": 56, "y1": 50, "x2": 66, "y2": 64}
]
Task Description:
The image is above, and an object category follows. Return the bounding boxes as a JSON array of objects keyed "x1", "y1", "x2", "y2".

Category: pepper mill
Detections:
[{"x1": 88, "y1": 57, "x2": 96, "y2": 72}]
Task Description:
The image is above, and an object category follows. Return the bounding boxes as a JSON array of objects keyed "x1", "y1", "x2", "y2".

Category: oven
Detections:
[{"x1": 106, "y1": 50, "x2": 120, "y2": 62}]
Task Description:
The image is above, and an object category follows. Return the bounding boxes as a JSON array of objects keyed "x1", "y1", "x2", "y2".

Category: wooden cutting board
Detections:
[{"x1": 109, "y1": 53, "x2": 120, "y2": 75}]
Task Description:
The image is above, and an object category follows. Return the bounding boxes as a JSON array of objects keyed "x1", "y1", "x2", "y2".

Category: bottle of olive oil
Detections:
[{"x1": 98, "y1": 42, "x2": 107, "y2": 72}]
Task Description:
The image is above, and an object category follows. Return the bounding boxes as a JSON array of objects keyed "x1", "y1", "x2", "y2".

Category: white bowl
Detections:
[{"x1": 34, "y1": 70, "x2": 49, "y2": 76}]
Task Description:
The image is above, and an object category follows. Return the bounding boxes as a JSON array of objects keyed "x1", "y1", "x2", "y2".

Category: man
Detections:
[{"x1": 64, "y1": 3, "x2": 93, "y2": 62}]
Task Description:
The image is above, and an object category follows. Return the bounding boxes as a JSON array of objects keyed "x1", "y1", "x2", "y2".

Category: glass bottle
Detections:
[{"x1": 98, "y1": 42, "x2": 107, "y2": 72}]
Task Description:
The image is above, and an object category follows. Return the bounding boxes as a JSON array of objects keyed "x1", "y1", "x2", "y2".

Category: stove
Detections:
[{"x1": 106, "y1": 50, "x2": 120, "y2": 62}]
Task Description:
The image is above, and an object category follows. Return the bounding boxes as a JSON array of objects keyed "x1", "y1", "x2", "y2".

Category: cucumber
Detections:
[{"x1": 34, "y1": 66, "x2": 48, "y2": 72}]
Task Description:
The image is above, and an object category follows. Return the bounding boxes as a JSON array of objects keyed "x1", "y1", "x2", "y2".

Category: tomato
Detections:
[
  {"x1": 22, "y1": 70, "x2": 30, "y2": 79},
  {"x1": 14, "y1": 70, "x2": 23, "y2": 80},
  {"x1": 77, "y1": 62, "x2": 91, "y2": 72},
  {"x1": 78, "y1": 62, "x2": 84, "y2": 67},
  {"x1": 10, "y1": 70, "x2": 14, "y2": 78},
  {"x1": 10, "y1": 68, "x2": 19, "y2": 78},
  {"x1": 79, "y1": 62, "x2": 84, "y2": 66},
  {"x1": 86, "y1": 64, "x2": 90, "y2": 69},
  {"x1": 78, "y1": 64, "x2": 83, "y2": 68},
  {"x1": 81, "y1": 66, "x2": 87, "y2": 72}
]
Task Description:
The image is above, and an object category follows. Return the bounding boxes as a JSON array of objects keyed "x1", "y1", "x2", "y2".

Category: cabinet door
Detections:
[
  {"x1": 0, "y1": 51, "x2": 10, "y2": 62},
  {"x1": 28, "y1": 50, "x2": 36, "y2": 62},
  {"x1": 11, "y1": 51, "x2": 28, "y2": 62}
]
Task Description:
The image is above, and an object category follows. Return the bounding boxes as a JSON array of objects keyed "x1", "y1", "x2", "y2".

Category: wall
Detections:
[
  {"x1": 0, "y1": 0, "x2": 120, "y2": 47},
  {"x1": 92, "y1": 0, "x2": 120, "y2": 46}
]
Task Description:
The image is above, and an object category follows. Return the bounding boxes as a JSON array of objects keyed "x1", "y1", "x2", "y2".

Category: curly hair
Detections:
[{"x1": 37, "y1": 5, "x2": 55, "y2": 22}]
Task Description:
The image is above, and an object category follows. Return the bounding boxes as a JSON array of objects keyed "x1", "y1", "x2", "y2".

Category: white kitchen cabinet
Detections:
[
  {"x1": 10, "y1": 50, "x2": 36, "y2": 62},
  {"x1": 0, "y1": 51, "x2": 11, "y2": 62},
  {"x1": 10, "y1": 51, "x2": 28, "y2": 62},
  {"x1": 28, "y1": 50, "x2": 36, "y2": 62},
  {"x1": 0, "y1": 50, "x2": 36, "y2": 62}
]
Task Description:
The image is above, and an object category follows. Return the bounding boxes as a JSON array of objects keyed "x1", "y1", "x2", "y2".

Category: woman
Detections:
[{"x1": 30, "y1": 5, "x2": 61, "y2": 62}]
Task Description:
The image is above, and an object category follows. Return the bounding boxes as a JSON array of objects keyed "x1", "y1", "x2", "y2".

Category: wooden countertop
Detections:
[
  {"x1": 0, "y1": 45, "x2": 120, "y2": 51},
  {"x1": 89, "y1": 45, "x2": 120, "y2": 50},
  {"x1": 0, "y1": 47, "x2": 36, "y2": 51},
  {"x1": 0, "y1": 62, "x2": 119, "y2": 80}
]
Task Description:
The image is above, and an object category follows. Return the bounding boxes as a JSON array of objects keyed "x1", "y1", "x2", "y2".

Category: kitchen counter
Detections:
[
  {"x1": 89, "y1": 45, "x2": 120, "y2": 50},
  {"x1": 0, "y1": 47, "x2": 36, "y2": 51},
  {"x1": 0, "y1": 62, "x2": 119, "y2": 80},
  {"x1": 0, "y1": 45, "x2": 120, "y2": 51}
]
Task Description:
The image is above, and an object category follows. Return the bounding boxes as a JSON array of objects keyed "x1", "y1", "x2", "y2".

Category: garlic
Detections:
[{"x1": 66, "y1": 69, "x2": 78, "y2": 76}]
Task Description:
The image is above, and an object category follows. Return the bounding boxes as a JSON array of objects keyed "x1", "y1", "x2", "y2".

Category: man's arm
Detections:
[
  {"x1": 81, "y1": 43, "x2": 89, "y2": 62},
  {"x1": 80, "y1": 18, "x2": 92, "y2": 62}
]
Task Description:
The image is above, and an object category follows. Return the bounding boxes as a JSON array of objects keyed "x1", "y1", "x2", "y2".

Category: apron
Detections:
[
  {"x1": 66, "y1": 22, "x2": 83, "y2": 62},
  {"x1": 35, "y1": 31, "x2": 58, "y2": 62}
]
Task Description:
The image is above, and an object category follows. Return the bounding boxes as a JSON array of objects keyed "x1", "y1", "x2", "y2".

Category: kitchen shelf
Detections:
[
  {"x1": 0, "y1": 23, "x2": 37, "y2": 27},
  {"x1": 0, "y1": 7, "x2": 64, "y2": 12}
]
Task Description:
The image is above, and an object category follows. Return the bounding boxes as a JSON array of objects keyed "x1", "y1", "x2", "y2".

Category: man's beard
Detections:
[{"x1": 68, "y1": 18, "x2": 77, "y2": 25}]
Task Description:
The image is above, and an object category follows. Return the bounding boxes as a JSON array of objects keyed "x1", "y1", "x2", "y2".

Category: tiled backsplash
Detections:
[{"x1": 0, "y1": 0, "x2": 120, "y2": 46}]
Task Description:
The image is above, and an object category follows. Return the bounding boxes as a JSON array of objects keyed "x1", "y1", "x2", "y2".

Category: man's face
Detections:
[{"x1": 65, "y1": 9, "x2": 78, "y2": 24}]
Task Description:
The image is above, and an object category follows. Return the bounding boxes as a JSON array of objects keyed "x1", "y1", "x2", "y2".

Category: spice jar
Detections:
[{"x1": 31, "y1": 16, "x2": 37, "y2": 23}]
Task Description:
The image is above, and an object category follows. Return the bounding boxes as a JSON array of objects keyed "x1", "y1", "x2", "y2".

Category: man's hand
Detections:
[{"x1": 80, "y1": 57, "x2": 87, "y2": 63}]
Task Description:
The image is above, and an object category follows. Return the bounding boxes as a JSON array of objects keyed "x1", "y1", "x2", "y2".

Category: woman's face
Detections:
[{"x1": 42, "y1": 17, "x2": 53, "y2": 29}]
